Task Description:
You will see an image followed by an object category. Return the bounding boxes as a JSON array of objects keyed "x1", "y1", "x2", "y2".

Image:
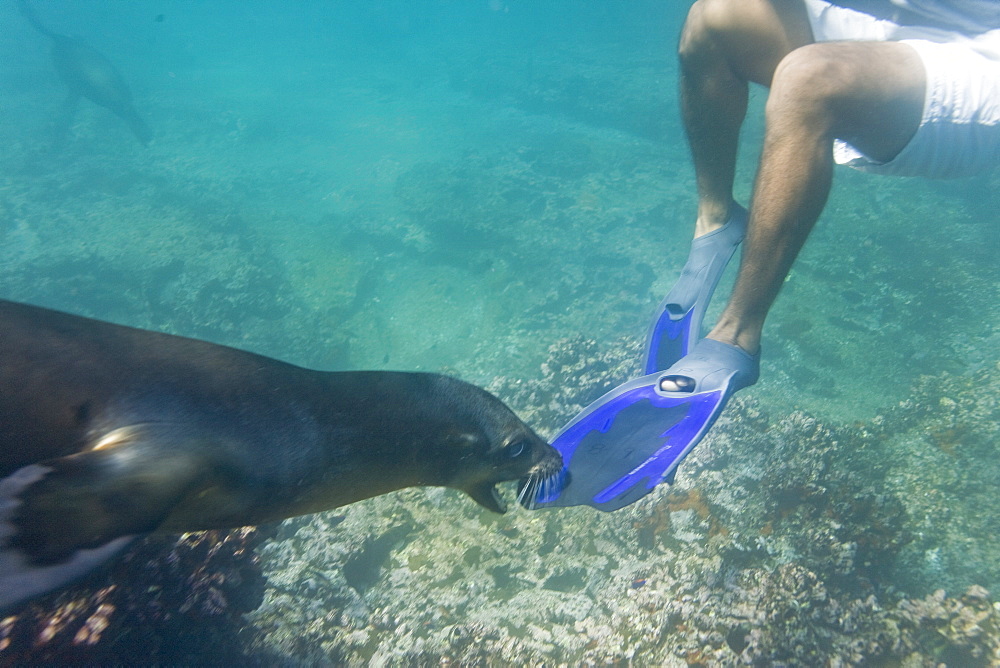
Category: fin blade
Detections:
[
  {"x1": 644, "y1": 306, "x2": 695, "y2": 375},
  {"x1": 533, "y1": 374, "x2": 727, "y2": 511}
]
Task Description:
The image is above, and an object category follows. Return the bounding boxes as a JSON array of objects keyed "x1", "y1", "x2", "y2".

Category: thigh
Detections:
[
  {"x1": 681, "y1": 0, "x2": 816, "y2": 85},
  {"x1": 797, "y1": 0, "x2": 1000, "y2": 176},
  {"x1": 771, "y1": 40, "x2": 925, "y2": 162},
  {"x1": 838, "y1": 36, "x2": 1000, "y2": 178}
]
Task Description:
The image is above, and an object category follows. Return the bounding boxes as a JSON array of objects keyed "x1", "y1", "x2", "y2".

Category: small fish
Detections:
[{"x1": 631, "y1": 578, "x2": 647, "y2": 589}]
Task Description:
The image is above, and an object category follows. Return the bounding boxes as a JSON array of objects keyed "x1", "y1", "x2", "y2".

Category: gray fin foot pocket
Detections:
[{"x1": 644, "y1": 203, "x2": 747, "y2": 373}]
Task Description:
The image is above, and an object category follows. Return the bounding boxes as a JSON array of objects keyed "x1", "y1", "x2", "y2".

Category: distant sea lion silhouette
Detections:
[
  {"x1": 19, "y1": 0, "x2": 152, "y2": 146},
  {"x1": 0, "y1": 299, "x2": 561, "y2": 611}
]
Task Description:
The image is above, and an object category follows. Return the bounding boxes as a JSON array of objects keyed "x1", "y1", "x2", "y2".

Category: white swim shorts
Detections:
[{"x1": 802, "y1": 0, "x2": 1000, "y2": 178}]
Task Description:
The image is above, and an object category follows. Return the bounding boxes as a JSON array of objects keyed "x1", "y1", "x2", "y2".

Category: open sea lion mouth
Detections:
[{"x1": 463, "y1": 481, "x2": 509, "y2": 514}]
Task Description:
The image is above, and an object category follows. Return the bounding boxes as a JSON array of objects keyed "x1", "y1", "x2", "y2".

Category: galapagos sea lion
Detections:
[
  {"x1": 19, "y1": 0, "x2": 152, "y2": 146},
  {"x1": 0, "y1": 299, "x2": 561, "y2": 611}
]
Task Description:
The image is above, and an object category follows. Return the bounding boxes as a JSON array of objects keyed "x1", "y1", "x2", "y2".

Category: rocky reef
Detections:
[
  {"x1": 0, "y1": 527, "x2": 272, "y2": 666},
  {"x1": 2, "y1": 155, "x2": 995, "y2": 662},
  {"x1": 1, "y1": 338, "x2": 994, "y2": 666},
  {"x1": 2, "y1": 8, "x2": 995, "y2": 661},
  {"x1": 245, "y1": 338, "x2": 1000, "y2": 665}
]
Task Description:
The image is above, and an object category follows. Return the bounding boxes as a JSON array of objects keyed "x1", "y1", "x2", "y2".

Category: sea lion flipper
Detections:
[
  {"x1": 0, "y1": 464, "x2": 134, "y2": 612},
  {"x1": 0, "y1": 423, "x2": 207, "y2": 610},
  {"x1": 18, "y1": 0, "x2": 57, "y2": 39}
]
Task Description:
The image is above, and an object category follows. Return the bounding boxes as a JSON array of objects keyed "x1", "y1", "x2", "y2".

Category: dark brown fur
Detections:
[{"x1": 0, "y1": 299, "x2": 560, "y2": 610}]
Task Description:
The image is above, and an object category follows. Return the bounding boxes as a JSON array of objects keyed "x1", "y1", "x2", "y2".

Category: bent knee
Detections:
[
  {"x1": 684, "y1": 0, "x2": 740, "y2": 33},
  {"x1": 680, "y1": 0, "x2": 753, "y2": 57},
  {"x1": 773, "y1": 44, "x2": 862, "y2": 89},
  {"x1": 767, "y1": 44, "x2": 863, "y2": 119},
  {"x1": 680, "y1": 0, "x2": 724, "y2": 61},
  {"x1": 681, "y1": 0, "x2": 813, "y2": 83}
]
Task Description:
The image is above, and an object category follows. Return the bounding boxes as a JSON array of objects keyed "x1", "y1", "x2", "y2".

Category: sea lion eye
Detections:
[{"x1": 506, "y1": 440, "x2": 528, "y2": 458}]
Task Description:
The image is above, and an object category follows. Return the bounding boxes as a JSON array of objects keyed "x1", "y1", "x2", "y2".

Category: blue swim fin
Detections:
[
  {"x1": 644, "y1": 204, "x2": 746, "y2": 374},
  {"x1": 527, "y1": 201, "x2": 751, "y2": 511},
  {"x1": 530, "y1": 339, "x2": 758, "y2": 511}
]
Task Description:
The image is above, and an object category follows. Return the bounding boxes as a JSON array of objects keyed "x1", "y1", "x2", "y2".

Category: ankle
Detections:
[
  {"x1": 694, "y1": 200, "x2": 736, "y2": 237},
  {"x1": 706, "y1": 323, "x2": 760, "y2": 356}
]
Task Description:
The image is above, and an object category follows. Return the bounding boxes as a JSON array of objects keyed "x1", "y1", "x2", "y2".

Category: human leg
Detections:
[
  {"x1": 646, "y1": 0, "x2": 816, "y2": 374},
  {"x1": 662, "y1": 40, "x2": 925, "y2": 391},
  {"x1": 541, "y1": 7, "x2": 988, "y2": 512},
  {"x1": 679, "y1": 0, "x2": 813, "y2": 233}
]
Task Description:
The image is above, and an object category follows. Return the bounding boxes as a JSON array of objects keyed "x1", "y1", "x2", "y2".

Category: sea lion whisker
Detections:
[
  {"x1": 538, "y1": 468, "x2": 563, "y2": 507},
  {"x1": 516, "y1": 471, "x2": 537, "y2": 508},
  {"x1": 527, "y1": 474, "x2": 542, "y2": 510},
  {"x1": 539, "y1": 474, "x2": 552, "y2": 508},
  {"x1": 516, "y1": 477, "x2": 529, "y2": 507}
]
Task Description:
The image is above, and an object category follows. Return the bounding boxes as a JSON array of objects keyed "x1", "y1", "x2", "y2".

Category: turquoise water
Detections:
[{"x1": 1, "y1": 1, "x2": 998, "y2": 664}]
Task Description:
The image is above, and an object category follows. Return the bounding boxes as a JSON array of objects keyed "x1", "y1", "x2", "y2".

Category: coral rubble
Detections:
[
  {"x1": 0, "y1": 527, "x2": 272, "y2": 666},
  {"x1": 245, "y1": 340, "x2": 1000, "y2": 665}
]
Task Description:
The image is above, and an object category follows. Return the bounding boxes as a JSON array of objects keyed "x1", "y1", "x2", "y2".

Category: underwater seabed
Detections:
[
  {"x1": 2, "y1": 341, "x2": 997, "y2": 664},
  {"x1": 1, "y1": 4, "x2": 997, "y2": 662},
  {"x1": 237, "y1": 337, "x2": 1000, "y2": 666},
  {"x1": 3, "y1": 115, "x2": 999, "y2": 668}
]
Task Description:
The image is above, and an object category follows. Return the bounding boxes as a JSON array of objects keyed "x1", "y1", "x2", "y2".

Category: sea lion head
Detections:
[{"x1": 423, "y1": 375, "x2": 561, "y2": 514}]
